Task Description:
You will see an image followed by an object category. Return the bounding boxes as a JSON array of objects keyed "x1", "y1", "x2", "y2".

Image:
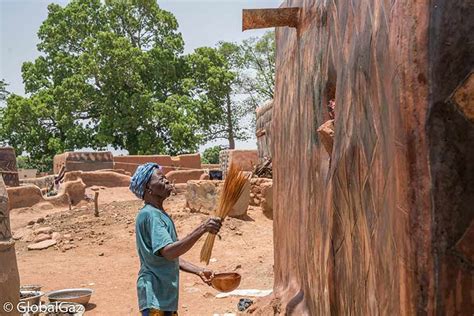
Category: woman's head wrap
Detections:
[{"x1": 129, "y1": 162, "x2": 162, "y2": 199}]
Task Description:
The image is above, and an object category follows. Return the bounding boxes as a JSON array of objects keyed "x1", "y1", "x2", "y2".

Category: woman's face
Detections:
[{"x1": 147, "y1": 169, "x2": 173, "y2": 198}]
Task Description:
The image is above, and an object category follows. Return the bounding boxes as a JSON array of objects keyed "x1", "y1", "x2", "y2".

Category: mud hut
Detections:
[{"x1": 244, "y1": 1, "x2": 473, "y2": 314}]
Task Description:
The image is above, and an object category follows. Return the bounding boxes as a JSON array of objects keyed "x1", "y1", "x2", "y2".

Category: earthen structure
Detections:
[
  {"x1": 244, "y1": 1, "x2": 473, "y2": 314},
  {"x1": 219, "y1": 150, "x2": 258, "y2": 178},
  {"x1": 0, "y1": 147, "x2": 20, "y2": 187},
  {"x1": 114, "y1": 153, "x2": 201, "y2": 175},
  {"x1": 256, "y1": 100, "x2": 274, "y2": 162},
  {"x1": 54, "y1": 151, "x2": 114, "y2": 174},
  {"x1": 0, "y1": 176, "x2": 20, "y2": 314},
  {"x1": 7, "y1": 179, "x2": 86, "y2": 210}
]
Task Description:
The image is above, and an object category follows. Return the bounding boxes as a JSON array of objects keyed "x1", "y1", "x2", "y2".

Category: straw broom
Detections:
[{"x1": 200, "y1": 163, "x2": 249, "y2": 264}]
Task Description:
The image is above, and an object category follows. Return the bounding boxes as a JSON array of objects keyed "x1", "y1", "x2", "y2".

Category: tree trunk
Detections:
[{"x1": 226, "y1": 93, "x2": 235, "y2": 149}]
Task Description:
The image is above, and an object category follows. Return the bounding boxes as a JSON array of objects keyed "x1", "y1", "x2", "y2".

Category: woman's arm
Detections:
[
  {"x1": 159, "y1": 218, "x2": 221, "y2": 260},
  {"x1": 179, "y1": 258, "x2": 214, "y2": 285}
]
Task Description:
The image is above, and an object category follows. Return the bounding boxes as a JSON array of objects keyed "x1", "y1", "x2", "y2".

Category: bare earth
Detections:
[{"x1": 10, "y1": 187, "x2": 274, "y2": 315}]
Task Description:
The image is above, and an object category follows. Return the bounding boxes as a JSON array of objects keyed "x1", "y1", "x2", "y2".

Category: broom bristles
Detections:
[{"x1": 200, "y1": 163, "x2": 249, "y2": 264}]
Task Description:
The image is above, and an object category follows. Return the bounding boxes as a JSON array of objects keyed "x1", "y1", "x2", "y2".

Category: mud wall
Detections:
[
  {"x1": 0, "y1": 147, "x2": 20, "y2": 187},
  {"x1": 256, "y1": 100, "x2": 273, "y2": 161},
  {"x1": 0, "y1": 176, "x2": 20, "y2": 314},
  {"x1": 114, "y1": 153, "x2": 201, "y2": 174},
  {"x1": 54, "y1": 151, "x2": 114, "y2": 174},
  {"x1": 270, "y1": 0, "x2": 473, "y2": 315}
]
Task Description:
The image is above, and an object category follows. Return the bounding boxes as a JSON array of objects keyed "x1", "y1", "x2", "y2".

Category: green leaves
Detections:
[
  {"x1": 0, "y1": 1, "x2": 275, "y2": 171},
  {"x1": 1, "y1": 0, "x2": 214, "y2": 167},
  {"x1": 202, "y1": 145, "x2": 224, "y2": 164}
]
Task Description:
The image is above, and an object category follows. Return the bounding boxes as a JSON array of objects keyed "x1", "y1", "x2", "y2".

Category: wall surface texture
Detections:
[
  {"x1": 269, "y1": 0, "x2": 473, "y2": 315},
  {"x1": 0, "y1": 176, "x2": 20, "y2": 315}
]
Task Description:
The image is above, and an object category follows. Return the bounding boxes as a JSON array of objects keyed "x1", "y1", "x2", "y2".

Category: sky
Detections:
[{"x1": 0, "y1": 0, "x2": 280, "y2": 153}]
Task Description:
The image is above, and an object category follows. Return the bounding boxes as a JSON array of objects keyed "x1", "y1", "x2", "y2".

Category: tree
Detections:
[
  {"x1": 239, "y1": 31, "x2": 275, "y2": 113},
  {"x1": 186, "y1": 43, "x2": 251, "y2": 149},
  {"x1": 201, "y1": 145, "x2": 224, "y2": 164},
  {"x1": 0, "y1": 0, "x2": 219, "y2": 163},
  {"x1": 0, "y1": 79, "x2": 9, "y2": 102}
]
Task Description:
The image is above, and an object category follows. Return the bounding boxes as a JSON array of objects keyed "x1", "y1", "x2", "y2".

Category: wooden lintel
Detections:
[{"x1": 242, "y1": 8, "x2": 300, "y2": 31}]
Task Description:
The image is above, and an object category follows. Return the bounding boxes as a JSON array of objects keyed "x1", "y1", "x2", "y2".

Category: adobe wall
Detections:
[
  {"x1": 165, "y1": 169, "x2": 206, "y2": 184},
  {"x1": 0, "y1": 176, "x2": 20, "y2": 315},
  {"x1": 54, "y1": 151, "x2": 114, "y2": 174},
  {"x1": 219, "y1": 150, "x2": 258, "y2": 178},
  {"x1": 114, "y1": 153, "x2": 201, "y2": 174},
  {"x1": 256, "y1": 100, "x2": 273, "y2": 161},
  {"x1": 268, "y1": 0, "x2": 473, "y2": 315},
  {"x1": 7, "y1": 179, "x2": 85, "y2": 210},
  {"x1": 64, "y1": 171, "x2": 131, "y2": 188}
]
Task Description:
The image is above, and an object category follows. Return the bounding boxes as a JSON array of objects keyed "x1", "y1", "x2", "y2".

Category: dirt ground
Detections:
[{"x1": 10, "y1": 187, "x2": 274, "y2": 315}]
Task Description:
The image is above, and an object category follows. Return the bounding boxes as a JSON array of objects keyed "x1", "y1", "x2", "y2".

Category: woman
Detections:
[{"x1": 130, "y1": 163, "x2": 222, "y2": 316}]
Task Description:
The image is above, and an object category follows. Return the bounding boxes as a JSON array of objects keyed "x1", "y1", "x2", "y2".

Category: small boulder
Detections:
[
  {"x1": 51, "y1": 232, "x2": 62, "y2": 241},
  {"x1": 36, "y1": 217, "x2": 45, "y2": 224},
  {"x1": 28, "y1": 239, "x2": 57, "y2": 251},
  {"x1": 34, "y1": 233, "x2": 52, "y2": 243},
  {"x1": 199, "y1": 173, "x2": 210, "y2": 180},
  {"x1": 35, "y1": 227, "x2": 53, "y2": 235}
]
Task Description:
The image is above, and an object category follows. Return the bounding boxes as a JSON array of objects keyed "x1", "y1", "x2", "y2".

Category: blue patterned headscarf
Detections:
[{"x1": 129, "y1": 162, "x2": 162, "y2": 199}]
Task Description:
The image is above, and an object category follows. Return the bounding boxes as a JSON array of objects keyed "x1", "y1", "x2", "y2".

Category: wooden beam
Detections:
[{"x1": 242, "y1": 8, "x2": 300, "y2": 31}]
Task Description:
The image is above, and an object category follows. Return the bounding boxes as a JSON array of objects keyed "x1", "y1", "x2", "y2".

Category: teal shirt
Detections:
[{"x1": 135, "y1": 204, "x2": 179, "y2": 312}]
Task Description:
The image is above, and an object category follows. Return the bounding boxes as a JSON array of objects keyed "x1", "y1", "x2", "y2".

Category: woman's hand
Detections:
[
  {"x1": 198, "y1": 269, "x2": 215, "y2": 286},
  {"x1": 201, "y1": 217, "x2": 222, "y2": 235}
]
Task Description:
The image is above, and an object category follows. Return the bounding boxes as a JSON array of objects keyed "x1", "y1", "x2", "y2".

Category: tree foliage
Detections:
[
  {"x1": 0, "y1": 79, "x2": 9, "y2": 102},
  {"x1": 201, "y1": 145, "x2": 224, "y2": 164},
  {"x1": 239, "y1": 31, "x2": 275, "y2": 112},
  {"x1": 0, "y1": 0, "x2": 220, "y2": 162},
  {"x1": 0, "y1": 2, "x2": 275, "y2": 167},
  {"x1": 186, "y1": 43, "x2": 250, "y2": 149}
]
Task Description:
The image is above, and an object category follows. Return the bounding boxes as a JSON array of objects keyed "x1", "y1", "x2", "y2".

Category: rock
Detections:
[
  {"x1": 199, "y1": 173, "x2": 210, "y2": 180},
  {"x1": 185, "y1": 179, "x2": 250, "y2": 217},
  {"x1": 64, "y1": 234, "x2": 72, "y2": 239},
  {"x1": 38, "y1": 203, "x2": 53, "y2": 210},
  {"x1": 203, "y1": 292, "x2": 214, "y2": 298},
  {"x1": 35, "y1": 227, "x2": 53, "y2": 235},
  {"x1": 253, "y1": 198, "x2": 260, "y2": 205},
  {"x1": 98, "y1": 252, "x2": 104, "y2": 256},
  {"x1": 234, "y1": 264, "x2": 242, "y2": 270},
  {"x1": 28, "y1": 239, "x2": 57, "y2": 250},
  {"x1": 51, "y1": 232, "x2": 62, "y2": 241},
  {"x1": 260, "y1": 181, "x2": 273, "y2": 219},
  {"x1": 36, "y1": 217, "x2": 45, "y2": 224},
  {"x1": 27, "y1": 220, "x2": 36, "y2": 226},
  {"x1": 250, "y1": 193, "x2": 255, "y2": 198},
  {"x1": 78, "y1": 237, "x2": 83, "y2": 241},
  {"x1": 34, "y1": 233, "x2": 52, "y2": 243},
  {"x1": 235, "y1": 231, "x2": 243, "y2": 236},
  {"x1": 63, "y1": 244, "x2": 74, "y2": 250}
]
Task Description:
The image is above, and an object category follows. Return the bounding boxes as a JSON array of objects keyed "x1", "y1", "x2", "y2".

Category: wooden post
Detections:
[
  {"x1": 94, "y1": 191, "x2": 99, "y2": 217},
  {"x1": 242, "y1": 8, "x2": 300, "y2": 31}
]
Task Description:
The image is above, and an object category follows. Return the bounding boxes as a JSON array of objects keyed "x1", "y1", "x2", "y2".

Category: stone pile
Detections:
[{"x1": 249, "y1": 178, "x2": 273, "y2": 218}]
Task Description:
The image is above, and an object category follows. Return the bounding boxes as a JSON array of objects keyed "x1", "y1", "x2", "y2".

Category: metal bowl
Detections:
[
  {"x1": 19, "y1": 290, "x2": 43, "y2": 305},
  {"x1": 46, "y1": 288, "x2": 93, "y2": 306},
  {"x1": 211, "y1": 272, "x2": 242, "y2": 292},
  {"x1": 21, "y1": 284, "x2": 42, "y2": 292}
]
